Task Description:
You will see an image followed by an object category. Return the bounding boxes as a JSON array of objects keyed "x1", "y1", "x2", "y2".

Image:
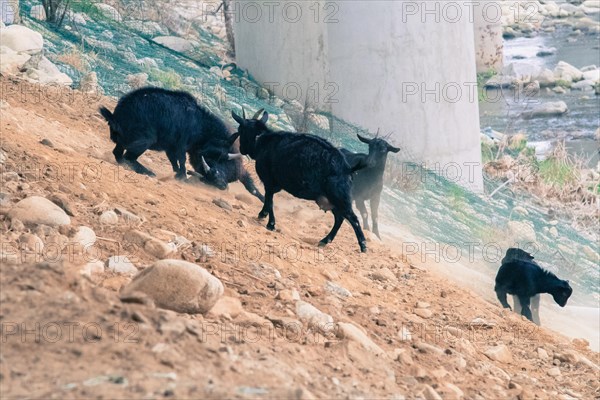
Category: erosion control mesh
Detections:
[{"x1": 16, "y1": 1, "x2": 598, "y2": 306}]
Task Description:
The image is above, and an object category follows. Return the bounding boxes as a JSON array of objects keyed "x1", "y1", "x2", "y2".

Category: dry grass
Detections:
[
  {"x1": 484, "y1": 139, "x2": 599, "y2": 236},
  {"x1": 55, "y1": 48, "x2": 90, "y2": 72}
]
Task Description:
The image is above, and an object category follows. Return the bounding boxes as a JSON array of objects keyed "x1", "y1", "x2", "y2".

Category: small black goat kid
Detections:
[
  {"x1": 494, "y1": 248, "x2": 573, "y2": 324},
  {"x1": 340, "y1": 134, "x2": 400, "y2": 239},
  {"x1": 99, "y1": 87, "x2": 263, "y2": 201},
  {"x1": 231, "y1": 109, "x2": 368, "y2": 252}
]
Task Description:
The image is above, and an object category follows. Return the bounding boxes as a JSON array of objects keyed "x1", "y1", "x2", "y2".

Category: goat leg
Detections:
[{"x1": 495, "y1": 289, "x2": 512, "y2": 310}]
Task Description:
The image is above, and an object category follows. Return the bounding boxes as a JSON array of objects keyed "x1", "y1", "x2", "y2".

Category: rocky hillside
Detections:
[{"x1": 1, "y1": 77, "x2": 599, "y2": 399}]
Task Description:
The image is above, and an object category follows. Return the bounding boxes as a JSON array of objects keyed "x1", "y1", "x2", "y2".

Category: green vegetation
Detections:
[
  {"x1": 508, "y1": 133, "x2": 527, "y2": 153},
  {"x1": 146, "y1": 68, "x2": 182, "y2": 89},
  {"x1": 70, "y1": 0, "x2": 110, "y2": 22},
  {"x1": 554, "y1": 79, "x2": 572, "y2": 88},
  {"x1": 476, "y1": 69, "x2": 498, "y2": 102},
  {"x1": 537, "y1": 157, "x2": 578, "y2": 187}
]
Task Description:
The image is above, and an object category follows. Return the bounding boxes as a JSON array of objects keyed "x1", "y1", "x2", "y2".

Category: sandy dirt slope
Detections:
[{"x1": 0, "y1": 78, "x2": 598, "y2": 399}]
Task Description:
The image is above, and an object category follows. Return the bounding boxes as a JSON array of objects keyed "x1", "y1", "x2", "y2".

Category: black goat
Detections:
[
  {"x1": 231, "y1": 109, "x2": 368, "y2": 252},
  {"x1": 99, "y1": 87, "x2": 263, "y2": 201},
  {"x1": 495, "y1": 248, "x2": 572, "y2": 324},
  {"x1": 190, "y1": 143, "x2": 265, "y2": 202},
  {"x1": 340, "y1": 134, "x2": 400, "y2": 239}
]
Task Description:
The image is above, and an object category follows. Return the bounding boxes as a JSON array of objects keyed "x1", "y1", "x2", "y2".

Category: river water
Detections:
[{"x1": 479, "y1": 25, "x2": 600, "y2": 166}]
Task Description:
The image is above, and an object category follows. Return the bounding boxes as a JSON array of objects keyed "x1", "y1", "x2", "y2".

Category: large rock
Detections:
[
  {"x1": 30, "y1": 4, "x2": 46, "y2": 21},
  {"x1": 8, "y1": 196, "x2": 71, "y2": 226},
  {"x1": 571, "y1": 79, "x2": 595, "y2": 91},
  {"x1": 152, "y1": 36, "x2": 193, "y2": 52},
  {"x1": 521, "y1": 101, "x2": 568, "y2": 119},
  {"x1": 503, "y1": 62, "x2": 542, "y2": 82},
  {"x1": 120, "y1": 259, "x2": 224, "y2": 314},
  {"x1": 27, "y1": 56, "x2": 72, "y2": 86},
  {"x1": 95, "y1": 4, "x2": 122, "y2": 22},
  {"x1": 536, "y1": 68, "x2": 556, "y2": 87},
  {"x1": 295, "y1": 300, "x2": 334, "y2": 334},
  {"x1": 554, "y1": 61, "x2": 583, "y2": 82},
  {"x1": 583, "y1": 69, "x2": 600, "y2": 82},
  {"x1": 0, "y1": 25, "x2": 43, "y2": 54},
  {"x1": 0, "y1": 46, "x2": 30, "y2": 75},
  {"x1": 485, "y1": 75, "x2": 515, "y2": 88},
  {"x1": 507, "y1": 220, "x2": 537, "y2": 243}
]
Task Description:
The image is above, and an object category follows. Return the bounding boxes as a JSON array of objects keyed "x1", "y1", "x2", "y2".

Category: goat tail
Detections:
[
  {"x1": 99, "y1": 106, "x2": 122, "y2": 143},
  {"x1": 99, "y1": 106, "x2": 113, "y2": 123}
]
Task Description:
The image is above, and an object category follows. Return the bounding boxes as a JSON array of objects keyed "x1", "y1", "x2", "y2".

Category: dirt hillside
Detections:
[{"x1": 0, "y1": 78, "x2": 598, "y2": 399}]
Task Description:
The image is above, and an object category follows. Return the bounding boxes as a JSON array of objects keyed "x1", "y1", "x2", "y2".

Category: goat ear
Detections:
[
  {"x1": 231, "y1": 111, "x2": 244, "y2": 125},
  {"x1": 388, "y1": 144, "x2": 401, "y2": 153},
  {"x1": 357, "y1": 134, "x2": 371, "y2": 144},
  {"x1": 228, "y1": 132, "x2": 240, "y2": 145},
  {"x1": 260, "y1": 111, "x2": 269, "y2": 124}
]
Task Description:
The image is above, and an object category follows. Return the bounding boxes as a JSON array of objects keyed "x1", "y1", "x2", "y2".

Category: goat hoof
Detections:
[
  {"x1": 258, "y1": 211, "x2": 268, "y2": 219},
  {"x1": 266, "y1": 223, "x2": 275, "y2": 231},
  {"x1": 318, "y1": 240, "x2": 329, "y2": 247},
  {"x1": 360, "y1": 243, "x2": 367, "y2": 253}
]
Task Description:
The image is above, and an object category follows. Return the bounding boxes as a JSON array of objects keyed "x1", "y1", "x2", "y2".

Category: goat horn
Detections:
[
  {"x1": 201, "y1": 156, "x2": 211, "y2": 172},
  {"x1": 228, "y1": 153, "x2": 243, "y2": 160},
  {"x1": 188, "y1": 170, "x2": 203, "y2": 178},
  {"x1": 252, "y1": 108, "x2": 265, "y2": 119},
  {"x1": 242, "y1": 107, "x2": 247, "y2": 119}
]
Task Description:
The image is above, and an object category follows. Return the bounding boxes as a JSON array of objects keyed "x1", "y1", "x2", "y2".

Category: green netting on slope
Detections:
[
  {"x1": 19, "y1": 1, "x2": 292, "y2": 131},
  {"x1": 17, "y1": 2, "x2": 598, "y2": 306}
]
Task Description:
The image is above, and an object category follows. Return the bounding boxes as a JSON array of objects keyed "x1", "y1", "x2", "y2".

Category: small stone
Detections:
[
  {"x1": 416, "y1": 301, "x2": 430, "y2": 308},
  {"x1": 484, "y1": 345, "x2": 513, "y2": 363},
  {"x1": 1, "y1": 171, "x2": 19, "y2": 182},
  {"x1": 295, "y1": 300, "x2": 334, "y2": 334},
  {"x1": 415, "y1": 342, "x2": 444, "y2": 356},
  {"x1": 421, "y1": 385, "x2": 443, "y2": 400},
  {"x1": 556, "y1": 350, "x2": 579, "y2": 364},
  {"x1": 9, "y1": 218, "x2": 25, "y2": 232},
  {"x1": 81, "y1": 261, "x2": 105, "y2": 277},
  {"x1": 72, "y1": 226, "x2": 96, "y2": 248},
  {"x1": 537, "y1": 347, "x2": 549, "y2": 360},
  {"x1": 414, "y1": 308, "x2": 433, "y2": 318},
  {"x1": 99, "y1": 210, "x2": 119, "y2": 225},
  {"x1": 40, "y1": 138, "x2": 54, "y2": 147},
  {"x1": 114, "y1": 207, "x2": 142, "y2": 225},
  {"x1": 398, "y1": 326, "x2": 412, "y2": 341},
  {"x1": 145, "y1": 238, "x2": 176, "y2": 259},
  {"x1": 212, "y1": 198, "x2": 232, "y2": 211},
  {"x1": 336, "y1": 322, "x2": 384, "y2": 355},
  {"x1": 276, "y1": 289, "x2": 300, "y2": 302},
  {"x1": 325, "y1": 281, "x2": 352, "y2": 298},
  {"x1": 547, "y1": 367, "x2": 561, "y2": 377},
  {"x1": 45, "y1": 233, "x2": 69, "y2": 251},
  {"x1": 370, "y1": 267, "x2": 397, "y2": 282},
  {"x1": 107, "y1": 255, "x2": 138, "y2": 275},
  {"x1": 393, "y1": 348, "x2": 413, "y2": 365},
  {"x1": 208, "y1": 296, "x2": 244, "y2": 318},
  {"x1": 439, "y1": 383, "x2": 464, "y2": 399},
  {"x1": 18, "y1": 233, "x2": 44, "y2": 254}
]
